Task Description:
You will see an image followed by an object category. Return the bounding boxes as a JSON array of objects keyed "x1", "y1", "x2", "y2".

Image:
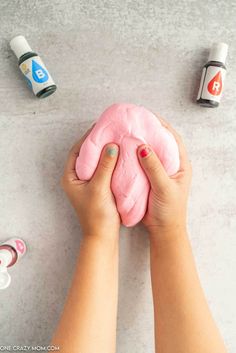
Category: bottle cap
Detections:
[
  {"x1": 0, "y1": 268, "x2": 11, "y2": 290},
  {"x1": 0, "y1": 249, "x2": 13, "y2": 268},
  {"x1": 10, "y1": 35, "x2": 32, "y2": 59},
  {"x1": 208, "y1": 42, "x2": 228, "y2": 64},
  {"x1": 1, "y1": 238, "x2": 27, "y2": 262}
]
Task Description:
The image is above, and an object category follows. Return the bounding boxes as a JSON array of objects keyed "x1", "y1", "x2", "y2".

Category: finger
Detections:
[
  {"x1": 91, "y1": 143, "x2": 119, "y2": 187},
  {"x1": 64, "y1": 123, "x2": 96, "y2": 180},
  {"x1": 137, "y1": 144, "x2": 169, "y2": 191},
  {"x1": 158, "y1": 116, "x2": 190, "y2": 172}
]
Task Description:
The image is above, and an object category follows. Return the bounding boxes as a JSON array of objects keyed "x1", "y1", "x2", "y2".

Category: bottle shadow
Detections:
[{"x1": 190, "y1": 48, "x2": 209, "y2": 104}]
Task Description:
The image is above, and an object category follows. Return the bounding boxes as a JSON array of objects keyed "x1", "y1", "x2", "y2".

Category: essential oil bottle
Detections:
[
  {"x1": 0, "y1": 238, "x2": 27, "y2": 290},
  {"x1": 197, "y1": 42, "x2": 228, "y2": 108},
  {"x1": 10, "y1": 35, "x2": 57, "y2": 98}
]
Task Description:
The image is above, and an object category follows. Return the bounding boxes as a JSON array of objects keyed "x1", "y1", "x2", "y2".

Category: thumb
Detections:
[
  {"x1": 92, "y1": 143, "x2": 119, "y2": 186},
  {"x1": 137, "y1": 145, "x2": 169, "y2": 191}
]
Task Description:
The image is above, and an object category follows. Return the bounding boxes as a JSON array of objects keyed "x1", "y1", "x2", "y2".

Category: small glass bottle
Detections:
[
  {"x1": 10, "y1": 35, "x2": 57, "y2": 98},
  {"x1": 197, "y1": 43, "x2": 228, "y2": 108},
  {"x1": 0, "y1": 238, "x2": 27, "y2": 289}
]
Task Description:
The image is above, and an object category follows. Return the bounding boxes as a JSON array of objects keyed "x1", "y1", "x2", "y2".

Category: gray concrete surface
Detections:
[{"x1": 0, "y1": 1, "x2": 236, "y2": 352}]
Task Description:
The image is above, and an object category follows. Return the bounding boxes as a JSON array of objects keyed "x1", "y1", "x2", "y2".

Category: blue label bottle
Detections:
[{"x1": 10, "y1": 35, "x2": 57, "y2": 98}]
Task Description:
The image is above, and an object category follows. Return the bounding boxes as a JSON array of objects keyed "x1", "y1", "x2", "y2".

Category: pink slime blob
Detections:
[{"x1": 76, "y1": 104, "x2": 180, "y2": 227}]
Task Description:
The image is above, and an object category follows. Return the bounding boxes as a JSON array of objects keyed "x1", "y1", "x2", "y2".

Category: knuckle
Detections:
[
  {"x1": 146, "y1": 161, "x2": 161, "y2": 175},
  {"x1": 100, "y1": 159, "x2": 112, "y2": 171},
  {"x1": 89, "y1": 181, "x2": 101, "y2": 194},
  {"x1": 153, "y1": 179, "x2": 171, "y2": 196}
]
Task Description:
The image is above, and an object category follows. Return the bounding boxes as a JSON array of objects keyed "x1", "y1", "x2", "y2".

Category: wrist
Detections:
[
  {"x1": 82, "y1": 230, "x2": 119, "y2": 244},
  {"x1": 148, "y1": 224, "x2": 188, "y2": 247},
  {"x1": 80, "y1": 234, "x2": 119, "y2": 259},
  {"x1": 81, "y1": 222, "x2": 120, "y2": 241},
  {"x1": 149, "y1": 228, "x2": 192, "y2": 268}
]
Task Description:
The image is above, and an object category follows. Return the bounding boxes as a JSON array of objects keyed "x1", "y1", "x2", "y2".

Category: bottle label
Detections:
[
  {"x1": 1, "y1": 238, "x2": 27, "y2": 262},
  {"x1": 197, "y1": 66, "x2": 226, "y2": 102},
  {"x1": 19, "y1": 56, "x2": 55, "y2": 95}
]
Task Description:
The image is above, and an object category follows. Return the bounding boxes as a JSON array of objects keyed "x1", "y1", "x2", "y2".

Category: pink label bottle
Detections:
[{"x1": 0, "y1": 238, "x2": 27, "y2": 289}]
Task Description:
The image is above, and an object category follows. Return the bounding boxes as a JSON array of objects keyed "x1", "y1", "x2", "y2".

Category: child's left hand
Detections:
[{"x1": 61, "y1": 125, "x2": 120, "y2": 239}]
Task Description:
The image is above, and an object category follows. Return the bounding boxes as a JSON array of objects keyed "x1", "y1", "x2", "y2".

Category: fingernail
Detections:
[
  {"x1": 106, "y1": 145, "x2": 118, "y2": 157},
  {"x1": 139, "y1": 146, "x2": 151, "y2": 158}
]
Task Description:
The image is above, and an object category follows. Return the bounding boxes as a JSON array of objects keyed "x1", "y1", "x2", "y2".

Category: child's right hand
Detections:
[
  {"x1": 61, "y1": 125, "x2": 120, "y2": 240},
  {"x1": 137, "y1": 118, "x2": 192, "y2": 239}
]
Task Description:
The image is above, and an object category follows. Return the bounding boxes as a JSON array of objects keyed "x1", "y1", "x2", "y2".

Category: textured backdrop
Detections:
[{"x1": 0, "y1": 1, "x2": 236, "y2": 352}]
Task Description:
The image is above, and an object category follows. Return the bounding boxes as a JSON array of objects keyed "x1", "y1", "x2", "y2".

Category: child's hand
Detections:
[
  {"x1": 61, "y1": 125, "x2": 120, "y2": 239},
  {"x1": 137, "y1": 118, "x2": 192, "y2": 239}
]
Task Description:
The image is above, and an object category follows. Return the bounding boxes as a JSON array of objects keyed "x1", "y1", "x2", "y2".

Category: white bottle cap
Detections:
[
  {"x1": 0, "y1": 249, "x2": 13, "y2": 268},
  {"x1": 208, "y1": 42, "x2": 228, "y2": 64},
  {"x1": 10, "y1": 35, "x2": 33, "y2": 59},
  {"x1": 0, "y1": 267, "x2": 11, "y2": 290}
]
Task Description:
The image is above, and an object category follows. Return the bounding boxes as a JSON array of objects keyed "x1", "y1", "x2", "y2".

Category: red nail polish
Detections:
[{"x1": 140, "y1": 147, "x2": 150, "y2": 158}]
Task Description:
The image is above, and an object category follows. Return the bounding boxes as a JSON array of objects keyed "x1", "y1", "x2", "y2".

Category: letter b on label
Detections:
[
  {"x1": 32, "y1": 60, "x2": 49, "y2": 83},
  {"x1": 36, "y1": 69, "x2": 45, "y2": 79}
]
